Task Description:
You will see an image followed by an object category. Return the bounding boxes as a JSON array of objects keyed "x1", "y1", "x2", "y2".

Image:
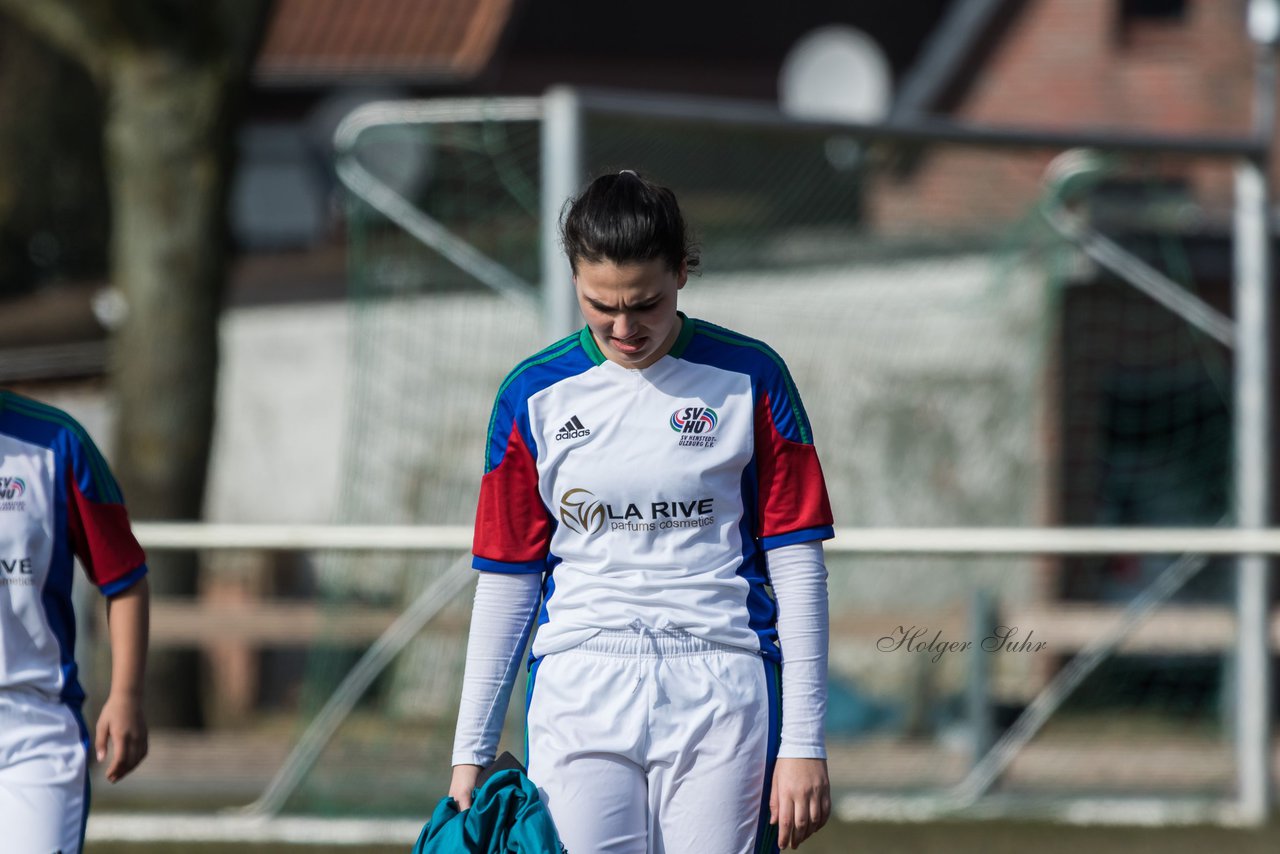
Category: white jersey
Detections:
[
  {"x1": 0, "y1": 390, "x2": 147, "y2": 705},
  {"x1": 472, "y1": 315, "x2": 833, "y2": 661}
]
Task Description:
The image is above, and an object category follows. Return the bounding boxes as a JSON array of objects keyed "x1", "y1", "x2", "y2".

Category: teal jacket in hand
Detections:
[{"x1": 412, "y1": 769, "x2": 566, "y2": 853}]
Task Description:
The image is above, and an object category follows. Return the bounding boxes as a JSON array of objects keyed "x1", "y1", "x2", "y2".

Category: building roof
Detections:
[{"x1": 256, "y1": 0, "x2": 518, "y2": 85}]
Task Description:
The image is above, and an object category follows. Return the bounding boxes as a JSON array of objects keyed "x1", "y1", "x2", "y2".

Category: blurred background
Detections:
[{"x1": 2, "y1": 0, "x2": 1279, "y2": 850}]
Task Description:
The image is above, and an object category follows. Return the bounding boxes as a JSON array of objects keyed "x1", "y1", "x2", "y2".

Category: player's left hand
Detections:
[
  {"x1": 770, "y1": 757, "x2": 831, "y2": 849},
  {"x1": 95, "y1": 692, "x2": 148, "y2": 783}
]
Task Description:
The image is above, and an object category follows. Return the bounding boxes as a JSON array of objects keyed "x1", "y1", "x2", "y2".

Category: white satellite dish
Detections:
[{"x1": 779, "y1": 25, "x2": 892, "y2": 123}]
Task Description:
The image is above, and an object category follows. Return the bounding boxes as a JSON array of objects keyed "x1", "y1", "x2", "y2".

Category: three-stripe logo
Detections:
[{"x1": 555, "y1": 415, "x2": 590, "y2": 441}]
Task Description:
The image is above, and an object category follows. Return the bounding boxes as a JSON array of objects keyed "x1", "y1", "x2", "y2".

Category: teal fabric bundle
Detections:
[{"x1": 412, "y1": 769, "x2": 566, "y2": 853}]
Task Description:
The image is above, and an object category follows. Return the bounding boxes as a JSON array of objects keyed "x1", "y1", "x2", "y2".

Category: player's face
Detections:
[{"x1": 574, "y1": 257, "x2": 687, "y2": 369}]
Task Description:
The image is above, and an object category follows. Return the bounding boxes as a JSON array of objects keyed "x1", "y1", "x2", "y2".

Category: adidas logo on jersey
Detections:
[{"x1": 555, "y1": 415, "x2": 590, "y2": 441}]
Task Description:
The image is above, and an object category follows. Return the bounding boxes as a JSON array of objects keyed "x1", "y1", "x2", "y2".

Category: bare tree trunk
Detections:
[
  {"x1": 0, "y1": 0, "x2": 272, "y2": 727},
  {"x1": 104, "y1": 54, "x2": 230, "y2": 727}
]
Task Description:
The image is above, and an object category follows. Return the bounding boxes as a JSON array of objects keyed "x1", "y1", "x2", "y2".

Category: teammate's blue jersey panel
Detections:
[{"x1": 472, "y1": 317, "x2": 833, "y2": 661}]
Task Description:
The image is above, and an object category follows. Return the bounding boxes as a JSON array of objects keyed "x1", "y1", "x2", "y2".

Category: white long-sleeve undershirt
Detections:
[
  {"x1": 450, "y1": 540, "x2": 829, "y2": 766},
  {"x1": 450, "y1": 570, "x2": 541, "y2": 767},
  {"x1": 767, "y1": 540, "x2": 829, "y2": 759}
]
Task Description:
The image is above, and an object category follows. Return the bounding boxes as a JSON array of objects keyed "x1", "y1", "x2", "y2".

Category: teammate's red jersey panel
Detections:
[{"x1": 471, "y1": 317, "x2": 833, "y2": 661}]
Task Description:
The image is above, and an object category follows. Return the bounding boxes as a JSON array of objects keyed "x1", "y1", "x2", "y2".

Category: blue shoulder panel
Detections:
[
  {"x1": 483, "y1": 334, "x2": 598, "y2": 474},
  {"x1": 677, "y1": 319, "x2": 816, "y2": 445}
]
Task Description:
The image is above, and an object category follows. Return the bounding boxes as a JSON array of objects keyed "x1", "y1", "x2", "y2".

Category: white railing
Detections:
[{"x1": 135, "y1": 521, "x2": 1280, "y2": 556}]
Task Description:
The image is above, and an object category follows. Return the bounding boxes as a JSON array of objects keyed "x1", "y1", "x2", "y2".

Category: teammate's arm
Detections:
[
  {"x1": 96, "y1": 576, "x2": 150, "y2": 782},
  {"x1": 60, "y1": 422, "x2": 151, "y2": 784}
]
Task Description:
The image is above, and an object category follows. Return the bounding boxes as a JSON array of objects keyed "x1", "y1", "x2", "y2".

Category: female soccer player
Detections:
[
  {"x1": 0, "y1": 390, "x2": 150, "y2": 854},
  {"x1": 450, "y1": 171, "x2": 833, "y2": 852}
]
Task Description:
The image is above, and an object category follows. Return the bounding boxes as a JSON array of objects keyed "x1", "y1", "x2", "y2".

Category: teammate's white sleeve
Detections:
[
  {"x1": 451, "y1": 571, "x2": 541, "y2": 767},
  {"x1": 768, "y1": 540, "x2": 829, "y2": 759}
]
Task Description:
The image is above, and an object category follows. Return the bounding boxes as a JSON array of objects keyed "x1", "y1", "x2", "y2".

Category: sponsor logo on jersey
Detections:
[
  {"x1": 0, "y1": 476, "x2": 26, "y2": 511},
  {"x1": 0, "y1": 555, "x2": 34, "y2": 586},
  {"x1": 555, "y1": 415, "x2": 591, "y2": 441},
  {"x1": 669, "y1": 406, "x2": 718, "y2": 448},
  {"x1": 559, "y1": 487, "x2": 716, "y2": 535},
  {"x1": 559, "y1": 488, "x2": 605, "y2": 535}
]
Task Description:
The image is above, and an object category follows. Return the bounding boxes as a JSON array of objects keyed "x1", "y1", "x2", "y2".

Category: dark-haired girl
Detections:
[{"x1": 449, "y1": 171, "x2": 833, "y2": 852}]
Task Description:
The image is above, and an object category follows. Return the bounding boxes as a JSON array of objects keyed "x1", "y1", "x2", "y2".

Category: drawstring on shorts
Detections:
[
  {"x1": 567, "y1": 621, "x2": 754, "y2": 694},
  {"x1": 628, "y1": 619, "x2": 665, "y2": 693}
]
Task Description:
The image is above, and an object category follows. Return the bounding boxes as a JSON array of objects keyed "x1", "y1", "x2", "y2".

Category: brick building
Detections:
[
  {"x1": 870, "y1": 1, "x2": 1262, "y2": 608},
  {"x1": 874, "y1": 0, "x2": 1258, "y2": 235}
]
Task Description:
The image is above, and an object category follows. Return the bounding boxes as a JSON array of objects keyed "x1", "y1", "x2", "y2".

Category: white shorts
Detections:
[
  {"x1": 525, "y1": 627, "x2": 781, "y2": 854},
  {"x1": 0, "y1": 689, "x2": 90, "y2": 854}
]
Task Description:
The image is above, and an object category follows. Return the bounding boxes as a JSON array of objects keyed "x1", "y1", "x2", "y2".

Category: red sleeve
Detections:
[
  {"x1": 755, "y1": 393, "x2": 835, "y2": 549},
  {"x1": 472, "y1": 421, "x2": 552, "y2": 573},
  {"x1": 66, "y1": 469, "x2": 147, "y2": 592}
]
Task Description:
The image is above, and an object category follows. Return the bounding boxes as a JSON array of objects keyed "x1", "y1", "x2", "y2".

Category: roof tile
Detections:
[{"x1": 257, "y1": 0, "x2": 516, "y2": 82}]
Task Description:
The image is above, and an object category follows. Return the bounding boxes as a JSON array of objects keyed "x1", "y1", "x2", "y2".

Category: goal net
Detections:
[{"x1": 92, "y1": 91, "x2": 1261, "y2": 838}]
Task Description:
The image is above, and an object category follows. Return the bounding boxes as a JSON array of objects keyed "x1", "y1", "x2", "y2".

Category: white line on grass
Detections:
[{"x1": 87, "y1": 814, "x2": 424, "y2": 845}]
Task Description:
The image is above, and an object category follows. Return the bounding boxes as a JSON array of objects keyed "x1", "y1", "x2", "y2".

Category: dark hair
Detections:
[{"x1": 560, "y1": 170, "x2": 700, "y2": 274}]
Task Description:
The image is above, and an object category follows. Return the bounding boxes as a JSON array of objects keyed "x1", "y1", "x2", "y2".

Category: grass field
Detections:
[{"x1": 88, "y1": 816, "x2": 1280, "y2": 854}]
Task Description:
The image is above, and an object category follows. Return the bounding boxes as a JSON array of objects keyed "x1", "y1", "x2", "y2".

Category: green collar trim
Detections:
[
  {"x1": 579, "y1": 325, "x2": 606, "y2": 366},
  {"x1": 668, "y1": 312, "x2": 695, "y2": 359}
]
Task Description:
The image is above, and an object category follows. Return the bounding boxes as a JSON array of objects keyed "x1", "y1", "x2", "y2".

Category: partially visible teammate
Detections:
[
  {"x1": 1, "y1": 390, "x2": 150, "y2": 854},
  {"x1": 449, "y1": 171, "x2": 833, "y2": 852}
]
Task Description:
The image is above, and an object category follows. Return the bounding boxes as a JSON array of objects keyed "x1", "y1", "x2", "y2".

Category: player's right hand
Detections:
[
  {"x1": 95, "y1": 691, "x2": 148, "y2": 783},
  {"x1": 448, "y1": 764, "x2": 483, "y2": 810}
]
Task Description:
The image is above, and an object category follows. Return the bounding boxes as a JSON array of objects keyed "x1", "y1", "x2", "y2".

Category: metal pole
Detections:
[
  {"x1": 573, "y1": 88, "x2": 1263, "y2": 159},
  {"x1": 1235, "y1": 156, "x2": 1273, "y2": 824},
  {"x1": 235, "y1": 556, "x2": 476, "y2": 816},
  {"x1": 541, "y1": 86, "x2": 583, "y2": 340},
  {"x1": 967, "y1": 589, "x2": 996, "y2": 768},
  {"x1": 1235, "y1": 0, "x2": 1276, "y2": 824}
]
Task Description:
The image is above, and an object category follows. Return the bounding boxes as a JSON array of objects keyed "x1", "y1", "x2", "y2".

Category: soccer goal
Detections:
[{"x1": 88, "y1": 86, "x2": 1274, "y2": 843}]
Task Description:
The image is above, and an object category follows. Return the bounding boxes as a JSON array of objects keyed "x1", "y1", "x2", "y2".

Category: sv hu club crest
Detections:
[
  {"x1": 0, "y1": 477, "x2": 26, "y2": 500},
  {"x1": 669, "y1": 406, "x2": 718, "y2": 435}
]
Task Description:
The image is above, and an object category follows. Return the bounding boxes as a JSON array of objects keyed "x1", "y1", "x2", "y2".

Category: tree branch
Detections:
[
  {"x1": 0, "y1": 0, "x2": 111, "y2": 82},
  {"x1": 216, "y1": 0, "x2": 274, "y2": 72}
]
